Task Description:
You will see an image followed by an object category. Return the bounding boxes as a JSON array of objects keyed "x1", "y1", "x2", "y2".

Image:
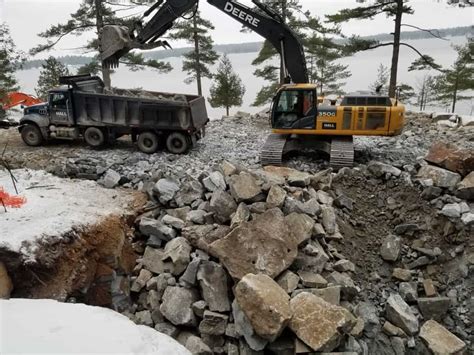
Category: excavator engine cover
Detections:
[{"x1": 99, "y1": 25, "x2": 134, "y2": 68}]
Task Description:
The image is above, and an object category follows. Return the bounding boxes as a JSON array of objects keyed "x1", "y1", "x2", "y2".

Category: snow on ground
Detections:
[
  {"x1": 0, "y1": 299, "x2": 190, "y2": 355},
  {"x1": 0, "y1": 169, "x2": 135, "y2": 257}
]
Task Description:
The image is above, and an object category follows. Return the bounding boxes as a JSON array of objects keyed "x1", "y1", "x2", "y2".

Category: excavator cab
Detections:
[{"x1": 271, "y1": 85, "x2": 317, "y2": 130}]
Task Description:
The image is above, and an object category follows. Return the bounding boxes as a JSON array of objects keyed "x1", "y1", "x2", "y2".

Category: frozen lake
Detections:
[{"x1": 16, "y1": 36, "x2": 472, "y2": 118}]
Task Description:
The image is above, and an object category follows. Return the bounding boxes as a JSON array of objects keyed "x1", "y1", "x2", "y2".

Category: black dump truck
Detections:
[{"x1": 19, "y1": 74, "x2": 209, "y2": 154}]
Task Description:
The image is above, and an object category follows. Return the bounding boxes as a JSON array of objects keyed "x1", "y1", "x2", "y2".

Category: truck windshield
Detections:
[{"x1": 50, "y1": 93, "x2": 67, "y2": 108}]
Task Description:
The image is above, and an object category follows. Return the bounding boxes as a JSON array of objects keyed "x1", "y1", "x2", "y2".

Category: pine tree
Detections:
[
  {"x1": 369, "y1": 64, "x2": 390, "y2": 95},
  {"x1": 35, "y1": 57, "x2": 71, "y2": 100},
  {"x1": 431, "y1": 40, "x2": 473, "y2": 113},
  {"x1": 327, "y1": 0, "x2": 443, "y2": 97},
  {"x1": 209, "y1": 55, "x2": 246, "y2": 116},
  {"x1": 169, "y1": 10, "x2": 219, "y2": 96},
  {"x1": 0, "y1": 23, "x2": 24, "y2": 119},
  {"x1": 306, "y1": 36, "x2": 351, "y2": 96},
  {"x1": 30, "y1": 0, "x2": 172, "y2": 89},
  {"x1": 396, "y1": 83, "x2": 414, "y2": 103}
]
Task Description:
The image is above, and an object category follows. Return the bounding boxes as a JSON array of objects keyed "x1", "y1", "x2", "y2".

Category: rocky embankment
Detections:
[{"x1": 0, "y1": 111, "x2": 473, "y2": 354}]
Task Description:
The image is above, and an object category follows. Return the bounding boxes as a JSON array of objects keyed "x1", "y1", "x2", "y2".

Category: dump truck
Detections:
[{"x1": 18, "y1": 74, "x2": 209, "y2": 154}]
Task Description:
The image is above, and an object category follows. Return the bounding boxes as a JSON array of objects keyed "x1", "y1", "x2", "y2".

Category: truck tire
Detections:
[
  {"x1": 137, "y1": 131, "x2": 159, "y2": 154},
  {"x1": 84, "y1": 127, "x2": 106, "y2": 147},
  {"x1": 21, "y1": 124, "x2": 43, "y2": 146},
  {"x1": 166, "y1": 132, "x2": 190, "y2": 154}
]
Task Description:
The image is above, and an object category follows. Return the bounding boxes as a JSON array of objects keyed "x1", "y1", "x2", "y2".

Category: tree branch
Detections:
[
  {"x1": 401, "y1": 24, "x2": 449, "y2": 41},
  {"x1": 30, "y1": 25, "x2": 96, "y2": 55}
]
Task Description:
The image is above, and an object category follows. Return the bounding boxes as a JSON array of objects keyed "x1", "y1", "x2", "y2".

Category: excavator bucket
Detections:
[{"x1": 99, "y1": 25, "x2": 134, "y2": 69}]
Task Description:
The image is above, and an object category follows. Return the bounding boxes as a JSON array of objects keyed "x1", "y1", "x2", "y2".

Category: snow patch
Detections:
[
  {"x1": 0, "y1": 298, "x2": 190, "y2": 355},
  {"x1": 0, "y1": 169, "x2": 135, "y2": 257}
]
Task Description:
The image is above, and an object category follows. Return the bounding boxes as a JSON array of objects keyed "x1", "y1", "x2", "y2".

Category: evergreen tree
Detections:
[
  {"x1": 35, "y1": 57, "x2": 71, "y2": 100},
  {"x1": 369, "y1": 64, "x2": 389, "y2": 95},
  {"x1": 327, "y1": 0, "x2": 443, "y2": 97},
  {"x1": 169, "y1": 10, "x2": 219, "y2": 96},
  {"x1": 31, "y1": 0, "x2": 172, "y2": 89},
  {"x1": 0, "y1": 23, "x2": 24, "y2": 118},
  {"x1": 396, "y1": 83, "x2": 415, "y2": 103},
  {"x1": 306, "y1": 36, "x2": 351, "y2": 96},
  {"x1": 209, "y1": 55, "x2": 246, "y2": 116},
  {"x1": 431, "y1": 40, "x2": 473, "y2": 113},
  {"x1": 415, "y1": 75, "x2": 436, "y2": 111}
]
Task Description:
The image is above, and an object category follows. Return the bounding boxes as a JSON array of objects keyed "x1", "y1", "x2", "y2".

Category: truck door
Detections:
[{"x1": 49, "y1": 92, "x2": 73, "y2": 125}]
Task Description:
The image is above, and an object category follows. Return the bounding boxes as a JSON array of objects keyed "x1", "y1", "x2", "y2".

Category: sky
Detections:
[{"x1": 0, "y1": 0, "x2": 472, "y2": 57}]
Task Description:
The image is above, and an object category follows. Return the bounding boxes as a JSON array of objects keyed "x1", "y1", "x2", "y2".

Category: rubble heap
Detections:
[{"x1": 121, "y1": 157, "x2": 472, "y2": 354}]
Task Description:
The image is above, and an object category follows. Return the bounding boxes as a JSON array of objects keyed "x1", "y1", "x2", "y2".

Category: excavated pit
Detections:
[{"x1": 0, "y1": 169, "x2": 146, "y2": 309}]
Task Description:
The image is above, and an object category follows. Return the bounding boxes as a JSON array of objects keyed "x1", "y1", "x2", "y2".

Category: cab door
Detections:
[
  {"x1": 49, "y1": 92, "x2": 73, "y2": 125},
  {"x1": 271, "y1": 89, "x2": 317, "y2": 129}
]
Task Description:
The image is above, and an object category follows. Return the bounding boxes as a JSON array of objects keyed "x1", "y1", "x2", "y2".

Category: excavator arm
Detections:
[{"x1": 100, "y1": 0, "x2": 308, "y2": 83}]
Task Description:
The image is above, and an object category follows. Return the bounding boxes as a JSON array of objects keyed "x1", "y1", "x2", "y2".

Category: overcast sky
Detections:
[{"x1": 1, "y1": 0, "x2": 472, "y2": 57}]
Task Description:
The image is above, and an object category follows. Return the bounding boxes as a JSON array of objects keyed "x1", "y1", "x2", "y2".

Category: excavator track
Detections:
[
  {"x1": 330, "y1": 136, "x2": 354, "y2": 170},
  {"x1": 261, "y1": 134, "x2": 289, "y2": 166}
]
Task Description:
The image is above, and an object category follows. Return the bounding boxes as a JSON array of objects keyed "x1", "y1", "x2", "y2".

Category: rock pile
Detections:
[{"x1": 122, "y1": 158, "x2": 471, "y2": 354}]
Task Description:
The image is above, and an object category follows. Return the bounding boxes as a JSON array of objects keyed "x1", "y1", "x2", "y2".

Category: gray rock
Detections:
[
  {"x1": 355, "y1": 301, "x2": 380, "y2": 338},
  {"x1": 162, "y1": 237, "x2": 192, "y2": 275},
  {"x1": 368, "y1": 161, "x2": 402, "y2": 177},
  {"x1": 139, "y1": 218, "x2": 177, "y2": 241},
  {"x1": 316, "y1": 190, "x2": 333, "y2": 205},
  {"x1": 288, "y1": 171, "x2": 311, "y2": 187},
  {"x1": 417, "y1": 165, "x2": 461, "y2": 188},
  {"x1": 292, "y1": 286, "x2": 341, "y2": 306},
  {"x1": 232, "y1": 299, "x2": 268, "y2": 351},
  {"x1": 192, "y1": 300, "x2": 207, "y2": 318},
  {"x1": 196, "y1": 261, "x2": 230, "y2": 312},
  {"x1": 160, "y1": 286, "x2": 199, "y2": 326},
  {"x1": 231, "y1": 202, "x2": 251, "y2": 228},
  {"x1": 185, "y1": 335, "x2": 213, "y2": 355},
  {"x1": 300, "y1": 198, "x2": 321, "y2": 216},
  {"x1": 327, "y1": 271, "x2": 359, "y2": 300},
  {"x1": 285, "y1": 212, "x2": 315, "y2": 245},
  {"x1": 385, "y1": 294, "x2": 419, "y2": 335},
  {"x1": 321, "y1": 206, "x2": 337, "y2": 234},
  {"x1": 440, "y1": 203, "x2": 461, "y2": 218},
  {"x1": 162, "y1": 215, "x2": 185, "y2": 230},
  {"x1": 154, "y1": 322, "x2": 179, "y2": 338},
  {"x1": 276, "y1": 270, "x2": 300, "y2": 294},
  {"x1": 142, "y1": 247, "x2": 174, "y2": 274},
  {"x1": 334, "y1": 194, "x2": 354, "y2": 210},
  {"x1": 419, "y1": 320, "x2": 466, "y2": 355},
  {"x1": 456, "y1": 171, "x2": 474, "y2": 200},
  {"x1": 334, "y1": 260, "x2": 356, "y2": 273},
  {"x1": 228, "y1": 172, "x2": 262, "y2": 203},
  {"x1": 297, "y1": 271, "x2": 327, "y2": 288},
  {"x1": 266, "y1": 185, "x2": 287, "y2": 208},
  {"x1": 174, "y1": 180, "x2": 204, "y2": 207},
  {"x1": 461, "y1": 212, "x2": 474, "y2": 225},
  {"x1": 199, "y1": 310, "x2": 228, "y2": 335},
  {"x1": 154, "y1": 178, "x2": 180, "y2": 204},
  {"x1": 102, "y1": 169, "x2": 121, "y2": 188},
  {"x1": 393, "y1": 223, "x2": 420, "y2": 235},
  {"x1": 179, "y1": 258, "x2": 201, "y2": 286},
  {"x1": 202, "y1": 171, "x2": 226, "y2": 192},
  {"x1": 209, "y1": 190, "x2": 237, "y2": 223},
  {"x1": 134, "y1": 310, "x2": 153, "y2": 327},
  {"x1": 417, "y1": 297, "x2": 451, "y2": 321},
  {"x1": 296, "y1": 240, "x2": 329, "y2": 273},
  {"x1": 249, "y1": 202, "x2": 267, "y2": 213},
  {"x1": 131, "y1": 269, "x2": 153, "y2": 293},
  {"x1": 147, "y1": 290, "x2": 160, "y2": 310},
  {"x1": 399, "y1": 282, "x2": 418, "y2": 303},
  {"x1": 380, "y1": 235, "x2": 401, "y2": 262},
  {"x1": 166, "y1": 206, "x2": 191, "y2": 221},
  {"x1": 186, "y1": 209, "x2": 207, "y2": 224}
]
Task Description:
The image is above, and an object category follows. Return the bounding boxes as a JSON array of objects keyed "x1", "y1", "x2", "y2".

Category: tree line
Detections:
[{"x1": 1, "y1": 0, "x2": 473, "y2": 116}]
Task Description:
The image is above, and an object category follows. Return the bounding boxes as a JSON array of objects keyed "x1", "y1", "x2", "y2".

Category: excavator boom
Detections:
[{"x1": 100, "y1": 0, "x2": 308, "y2": 83}]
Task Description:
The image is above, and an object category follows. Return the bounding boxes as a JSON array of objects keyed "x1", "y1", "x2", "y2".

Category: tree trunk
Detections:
[
  {"x1": 95, "y1": 0, "x2": 111, "y2": 89},
  {"x1": 279, "y1": 0, "x2": 287, "y2": 84},
  {"x1": 193, "y1": 16, "x2": 202, "y2": 96},
  {"x1": 451, "y1": 74, "x2": 459, "y2": 113},
  {"x1": 226, "y1": 106, "x2": 229, "y2": 116},
  {"x1": 388, "y1": 0, "x2": 403, "y2": 98}
]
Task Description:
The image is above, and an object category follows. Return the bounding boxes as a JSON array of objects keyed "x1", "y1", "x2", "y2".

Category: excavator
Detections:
[
  {"x1": 0, "y1": 92, "x2": 43, "y2": 129},
  {"x1": 99, "y1": 0, "x2": 405, "y2": 168}
]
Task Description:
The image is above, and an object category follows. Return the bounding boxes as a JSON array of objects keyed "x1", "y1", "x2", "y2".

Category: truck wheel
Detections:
[
  {"x1": 21, "y1": 124, "x2": 43, "y2": 146},
  {"x1": 84, "y1": 127, "x2": 106, "y2": 147},
  {"x1": 166, "y1": 132, "x2": 190, "y2": 154},
  {"x1": 137, "y1": 131, "x2": 159, "y2": 154}
]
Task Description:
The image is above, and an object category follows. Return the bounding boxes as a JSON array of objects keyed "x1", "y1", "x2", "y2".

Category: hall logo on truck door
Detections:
[
  {"x1": 322, "y1": 122, "x2": 337, "y2": 129},
  {"x1": 224, "y1": 2, "x2": 261, "y2": 27}
]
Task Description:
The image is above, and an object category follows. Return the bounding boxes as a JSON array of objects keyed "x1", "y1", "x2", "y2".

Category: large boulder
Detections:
[
  {"x1": 196, "y1": 261, "x2": 230, "y2": 312},
  {"x1": 385, "y1": 294, "x2": 419, "y2": 335},
  {"x1": 456, "y1": 171, "x2": 474, "y2": 200},
  {"x1": 154, "y1": 179, "x2": 180, "y2": 204},
  {"x1": 160, "y1": 286, "x2": 199, "y2": 326},
  {"x1": 228, "y1": 172, "x2": 263, "y2": 203},
  {"x1": 417, "y1": 165, "x2": 461, "y2": 189},
  {"x1": 234, "y1": 274, "x2": 291, "y2": 342},
  {"x1": 420, "y1": 320, "x2": 466, "y2": 355},
  {"x1": 289, "y1": 292, "x2": 356, "y2": 352},
  {"x1": 209, "y1": 208, "x2": 298, "y2": 279},
  {"x1": 424, "y1": 142, "x2": 474, "y2": 177},
  {"x1": 202, "y1": 171, "x2": 226, "y2": 192}
]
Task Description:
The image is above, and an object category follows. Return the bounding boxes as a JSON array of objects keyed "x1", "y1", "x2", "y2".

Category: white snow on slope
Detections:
[
  {"x1": 0, "y1": 169, "x2": 135, "y2": 257},
  {"x1": 0, "y1": 298, "x2": 190, "y2": 355}
]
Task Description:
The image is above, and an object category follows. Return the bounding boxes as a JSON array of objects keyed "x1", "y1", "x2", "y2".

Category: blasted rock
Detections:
[
  {"x1": 174, "y1": 180, "x2": 204, "y2": 207},
  {"x1": 417, "y1": 165, "x2": 461, "y2": 189},
  {"x1": 202, "y1": 171, "x2": 226, "y2": 192},
  {"x1": 139, "y1": 218, "x2": 176, "y2": 241},
  {"x1": 142, "y1": 247, "x2": 174, "y2": 274},
  {"x1": 185, "y1": 335, "x2": 213, "y2": 355},
  {"x1": 196, "y1": 261, "x2": 230, "y2": 312},
  {"x1": 285, "y1": 213, "x2": 315, "y2": 245},
  {"x1": 228, "y1": 172, "x2": 262, "y2": 203},
  {"x1": 276, "y1": 270, "x2": 300, "y2": 294},
  {"x1": 154, "y1": 178, "x2": 180, "y2": 204},
  {"x1": 385, "y1": 294, "x2": 419, "y2": 335},
  {"x1": 380, "y1": 235, "x2": 401, "y2": 261},
  {"x1": 456, "y1": 171, "x2": 474, "y2": 200},
  {"x1": 160, "y1": 286, "x2": 199, "y2": 326},
  {"x1": 232, "y1": 299, "x2": 268, "y2": 351},
  {"x1": 419, "y1": 320, "x2": 466, "y2": 355},
  {"x1": 209, "y1": 208, "x2": 297, "y2": 279},
  {"x1": 368, "y1": 161, "x2": 402, "y2": 177},
  {"x1": 289, "y1": 292, "x2": 356, "y2": 352},
  {"x1": 199, "y1": 311, "x2": 228, "y2": 335},
  {"x1": 162, "y1": 237, "x2": 192, "y2": 276},
  {"x1": 425, "y1": 142, "x2": 474, "y2": 177},
  {"x1": 321, "y1": 206, "x2": 337, "y2": 234},
  {"x1": 417, "y1": 297, "x2": 451, "y2": 321},
  {"x1": 266, "y1": 185, "x2": 287, "y2": 208},
  {"x1": 209, "y1": 190, "x2": 237, "y2": 223},
  {"x1": 235, "y1": 273, "x2": 291, "y2": 342}
]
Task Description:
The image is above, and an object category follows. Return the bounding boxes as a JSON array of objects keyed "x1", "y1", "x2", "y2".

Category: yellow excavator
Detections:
[{"x1": 100, "y1": 0, "x2": 405, "y2": 168}]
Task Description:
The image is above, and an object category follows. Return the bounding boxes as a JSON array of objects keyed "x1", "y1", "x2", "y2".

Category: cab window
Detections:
[
  {"x1": 50, "y1": 93, "x2": 67, "y2": 108},
  {"x1": 274, "y1": 89, "x2": 316, "y2": 129}
]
